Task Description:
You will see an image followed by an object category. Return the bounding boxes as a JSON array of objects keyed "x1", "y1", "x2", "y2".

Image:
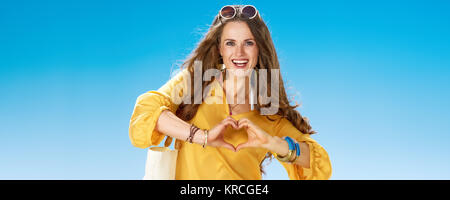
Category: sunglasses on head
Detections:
[{"x1": 219, "y1": 5, "x2": 258, "y2": 20}]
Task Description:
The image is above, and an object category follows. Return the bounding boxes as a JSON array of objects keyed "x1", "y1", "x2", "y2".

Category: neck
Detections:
[
  {"x1": 222, "y1": 75, "x2": 258, "y2": 116},
  {"x1": 223, "y1": 75, "x2": 250, "y2": 103}
]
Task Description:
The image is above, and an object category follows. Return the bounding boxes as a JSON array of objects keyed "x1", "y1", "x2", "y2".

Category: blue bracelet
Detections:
[
  {"x1": 284, "y1": 136, "x2": 296, "y2": 151},
  {"x1": 295, "y1": 142, "x2": 301, "y2": 157}
]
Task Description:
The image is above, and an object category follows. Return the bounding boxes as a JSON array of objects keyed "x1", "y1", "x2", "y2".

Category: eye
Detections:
[
  {"x1": 225, "y1": 41, "x2": 235, "y2": 46},
  {"x1": 245, "y1": 41, "x2": 255, "y2": 46}
]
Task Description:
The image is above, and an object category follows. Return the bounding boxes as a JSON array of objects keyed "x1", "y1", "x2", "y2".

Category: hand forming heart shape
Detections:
[{"x1": 207, "y1": 116, "x2": 272, "y2": 152}]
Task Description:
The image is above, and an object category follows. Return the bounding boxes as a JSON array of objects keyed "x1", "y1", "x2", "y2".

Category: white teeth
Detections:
[{"x1": 232, "y1": 60, "x2": 248, "y2": 64}]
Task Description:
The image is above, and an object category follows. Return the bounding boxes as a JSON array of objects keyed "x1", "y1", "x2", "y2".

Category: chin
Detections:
[{"x1": 225, "y1": 64, "x2": 255, "y2": 77}]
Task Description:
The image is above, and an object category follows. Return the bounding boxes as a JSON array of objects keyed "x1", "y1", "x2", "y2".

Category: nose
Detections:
[{"x1": 234, "y1": 43, "x2": 245, "y2": 57}]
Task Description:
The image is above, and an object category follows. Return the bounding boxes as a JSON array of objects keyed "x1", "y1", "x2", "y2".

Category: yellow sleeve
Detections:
[
  {"x1": 274, "y1": 117, "x2": 332, "y2": 180},
  {"x1": 128, "y1": 69, "x2": 190, "y2": 148}
]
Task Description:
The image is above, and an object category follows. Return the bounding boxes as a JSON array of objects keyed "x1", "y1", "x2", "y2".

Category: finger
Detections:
[
  {"x1": 226, "y1": 116, "x2": 237, "y2": 122},
  {"x1": 220, "y1": 141, "x2": 236, "y2": 152},
  {"x1": 222, "y1": 118, "x2": 238, "y2": 129},
  {"x1": 239, "y1": 118, "x2": 254, "y2": 129},
  {"x1": 237, "y1": 120, "x2": 248, "y2": 129},
  {"x1": 225, "y1": 116, "x2": 238, "y2": 124},
  {"x1": 237, "y1": 118, "x2": 248, "y2": 125},
  {"x1": 223, "y1": 117, "x2": 238, "y2": 128},
  {"x1": 240, "y1": 120, "x2": 267, "y2": 143},
  {"x1": 235, "y1": 142, "x2": 252, "y2": 151}
]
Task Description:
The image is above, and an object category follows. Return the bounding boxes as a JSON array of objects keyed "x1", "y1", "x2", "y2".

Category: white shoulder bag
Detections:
[{"x1": 143, "y1": 136, "x2": 180, "y2": 180}]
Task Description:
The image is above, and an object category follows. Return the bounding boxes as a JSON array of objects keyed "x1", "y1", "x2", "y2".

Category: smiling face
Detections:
[{"x1": 219, "y1": 21, "x2": 259, "y2": 72}]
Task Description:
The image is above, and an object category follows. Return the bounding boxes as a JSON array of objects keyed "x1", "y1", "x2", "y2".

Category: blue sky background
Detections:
[{"x1": 1, "y1": 0, "x2": 449, "y2": 179}]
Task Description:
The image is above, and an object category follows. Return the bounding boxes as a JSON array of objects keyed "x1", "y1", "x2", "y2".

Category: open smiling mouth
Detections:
[{"x1": 232, "y1": 59, "x2": 248, "y2": 68}]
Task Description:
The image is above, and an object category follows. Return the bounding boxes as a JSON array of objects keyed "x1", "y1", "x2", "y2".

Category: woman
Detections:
[{"x1": 129, "y1": 5, "x2": 332, "y2": 180}]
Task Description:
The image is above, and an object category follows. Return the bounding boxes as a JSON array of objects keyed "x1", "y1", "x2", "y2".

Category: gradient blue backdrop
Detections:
[{"x1": 1, "y1": 0, "x2": 449, "y2": 179}]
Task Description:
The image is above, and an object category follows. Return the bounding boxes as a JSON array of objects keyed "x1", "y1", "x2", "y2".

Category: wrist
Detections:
[
  {"x1": 192, "y1": 129, "x2": 205, "y2": 145},
  {"x1": 267, "y1": 136, "x2": 289, "y2": 157}
]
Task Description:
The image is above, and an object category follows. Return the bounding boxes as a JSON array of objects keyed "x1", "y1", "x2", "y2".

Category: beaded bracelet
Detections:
[{"x1": 187, "y1": 124, "x2": 200, "y2": 143}]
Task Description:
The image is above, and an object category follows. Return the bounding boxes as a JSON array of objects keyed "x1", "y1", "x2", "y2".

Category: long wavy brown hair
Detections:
[{"x1": 175, "y1": 5, "x2": 316, "y2": 175}]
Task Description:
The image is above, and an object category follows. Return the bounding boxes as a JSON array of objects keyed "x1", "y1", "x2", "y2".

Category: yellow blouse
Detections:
[{"x1": 129, "y1": 69, "x2": 332, "y2": 180}]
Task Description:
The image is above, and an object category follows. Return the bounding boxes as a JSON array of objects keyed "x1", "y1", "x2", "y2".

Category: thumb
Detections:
[
  {"x1": 235, "y1": 142, "x2": 251, "y2": 152},
  {"x1": 221, "y1": 141, "x2": 236, "y2": 152}
]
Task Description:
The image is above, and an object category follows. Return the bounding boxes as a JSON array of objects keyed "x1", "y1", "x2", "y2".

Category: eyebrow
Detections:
[{"x1": 223, "y1": 38, "x2": 255, "y2": 41}]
